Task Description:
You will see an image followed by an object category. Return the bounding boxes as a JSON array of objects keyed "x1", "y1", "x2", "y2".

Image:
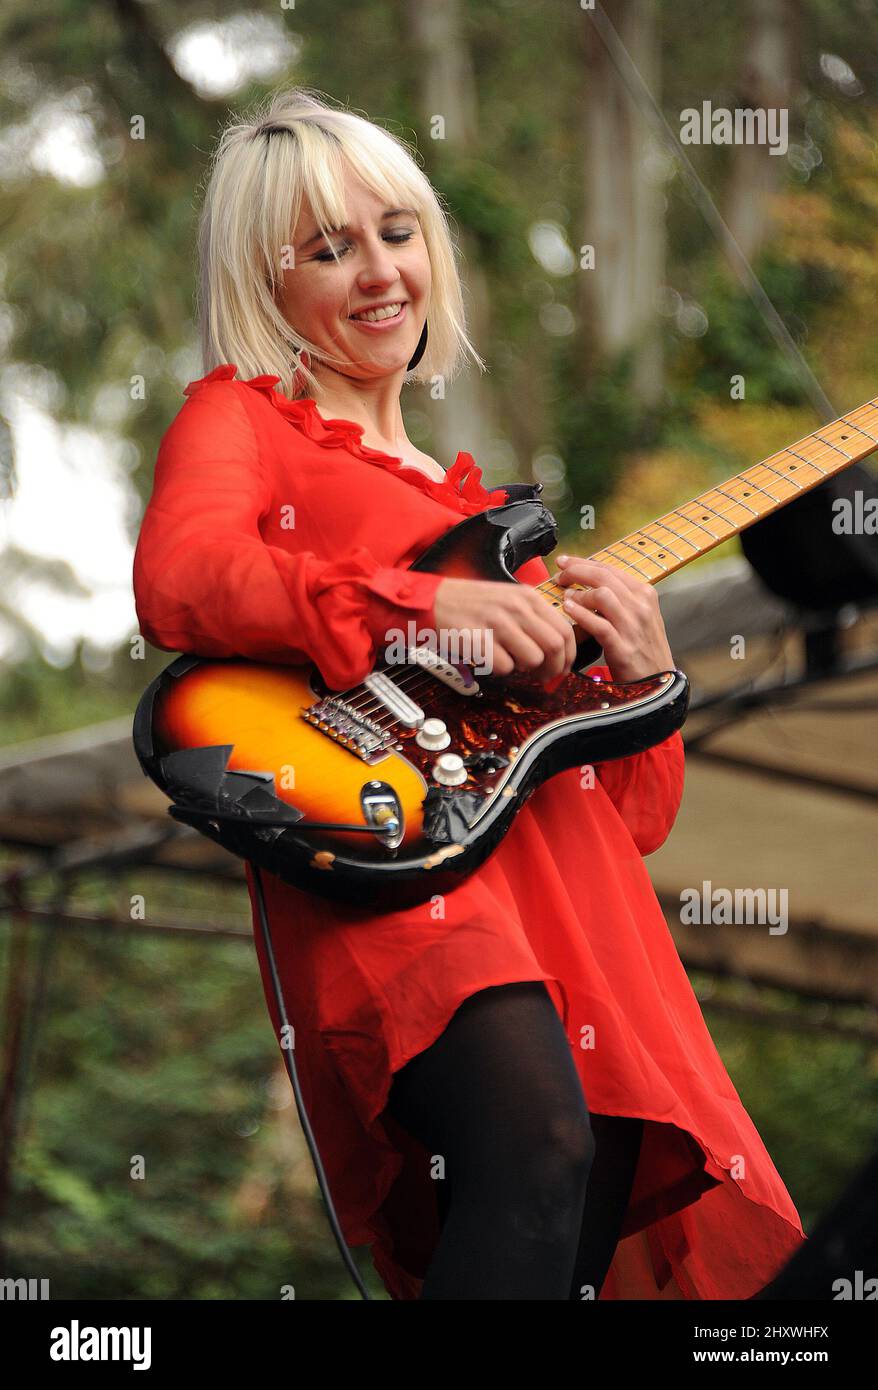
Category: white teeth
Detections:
[{"x1": 351, "y1": 303, "x2": 403, "y2": 322}]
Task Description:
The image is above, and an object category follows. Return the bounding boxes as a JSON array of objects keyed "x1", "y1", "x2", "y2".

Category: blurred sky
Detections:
[{"x1": 0, "y1": 16, "x2": 295, "y2": 667}]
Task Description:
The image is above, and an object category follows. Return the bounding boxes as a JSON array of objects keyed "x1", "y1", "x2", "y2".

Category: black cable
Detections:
[
  {"x1": 168, "y1": 804, "x2": 395, "y2": 835},
  {"x1": 248, "y1": 861, "x2": 374, "y2": 1300}
]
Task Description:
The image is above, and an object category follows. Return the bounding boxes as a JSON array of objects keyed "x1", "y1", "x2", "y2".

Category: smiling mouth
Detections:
[{"x1": 349, "y1": 302, "x2": 406, "y2": 324}]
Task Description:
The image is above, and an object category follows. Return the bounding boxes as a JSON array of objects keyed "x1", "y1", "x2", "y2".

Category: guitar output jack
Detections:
[{"x1": 361, "y1": 780, "x2": 405, "y2": 849}]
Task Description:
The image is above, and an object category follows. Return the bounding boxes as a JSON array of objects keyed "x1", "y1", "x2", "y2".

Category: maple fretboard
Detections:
[{"x1": 538, "y1": 397, "x2": 878, "y2": 608}]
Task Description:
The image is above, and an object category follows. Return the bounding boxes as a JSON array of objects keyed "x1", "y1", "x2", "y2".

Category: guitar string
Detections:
[
  {"x1": 339, "y1": 427, "x2": 853, "y2": 729},
  {"x1": 336, "y1": 412, "x2": 873, "y2": 733},
  {"x1": 319, "y1": 408, "x2": 878, "y2": 740},
  {"x1": 328, "y1": 412, "x2": 873, "y2": 735}
]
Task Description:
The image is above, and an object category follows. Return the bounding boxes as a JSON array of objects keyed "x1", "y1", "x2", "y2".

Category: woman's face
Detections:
[{"x1": 280, "y1": 166, "x2": 431, "y2": 385}]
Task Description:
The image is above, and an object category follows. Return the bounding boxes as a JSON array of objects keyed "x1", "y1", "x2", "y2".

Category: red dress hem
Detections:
[{"x1": 246, "y1": 862, "x2": 805, "y2": 1302}]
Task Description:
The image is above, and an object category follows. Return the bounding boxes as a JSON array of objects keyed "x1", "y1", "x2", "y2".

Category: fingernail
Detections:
[{"x1": 557, "y1": 554, "x2": 569, "y2": 564}]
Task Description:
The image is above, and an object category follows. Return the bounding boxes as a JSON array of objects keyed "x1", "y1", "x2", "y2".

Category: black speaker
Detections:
[{"x1": 740, "y1": 462, "x2": 878, "y2": 609}]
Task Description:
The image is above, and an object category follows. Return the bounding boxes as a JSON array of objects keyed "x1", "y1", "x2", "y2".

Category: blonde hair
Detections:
[{"x1": 195, "y1": 86, "x2": 486, "y2": 399}]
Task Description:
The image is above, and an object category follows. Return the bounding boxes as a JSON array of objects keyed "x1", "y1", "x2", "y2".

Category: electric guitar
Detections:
[{"x1": 133, "y1": 398, "x2": 878, "y2": 909}]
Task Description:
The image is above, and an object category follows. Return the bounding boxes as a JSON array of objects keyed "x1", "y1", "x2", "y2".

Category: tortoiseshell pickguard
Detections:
[{"x1": 382, "y1": 667, "x2": 670, "y2": 796}]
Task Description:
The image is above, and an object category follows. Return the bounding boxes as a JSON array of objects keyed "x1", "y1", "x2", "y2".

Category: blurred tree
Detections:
[
  {"x1": 724, "y1": 0, "x2": 799, "y2": 262},
  {"x1": 578, "y1": 0, "x2": 665, "y2": 410}
]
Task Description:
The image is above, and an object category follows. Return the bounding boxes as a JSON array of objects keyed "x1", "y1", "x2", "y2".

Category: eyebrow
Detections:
[{"x1": 299, "y1": 208, "x2": 419, "y2": 251}]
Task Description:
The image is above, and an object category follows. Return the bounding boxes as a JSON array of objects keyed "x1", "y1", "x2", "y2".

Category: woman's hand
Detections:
[
  {"x1": 432, "y1": 576, "x2": 578, "y2": 685},
  {"x1": 554, "y1": 555, "x2": 675, "y2": 682}
]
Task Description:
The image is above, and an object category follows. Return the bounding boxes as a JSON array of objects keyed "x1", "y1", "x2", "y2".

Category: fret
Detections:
[
  {"x1": 599, "y1": 543, "x2": 651, "y2": 577},
  {"x1": 762, "y1": 448, "x2": 825, "y2": 484},
  {"x1": 724, "y1": 472, "x2": 781, "y2": 506},
  {"x1": 613, "y1": 539, "x2": 666, "y2": 577},
  {"x1": 673, "y1": 503, "x2": 725, "y2": 541},
  {"x1": 837, "y1": 416, "x2": 878, "y2": 448},
  {"x1": 587, "y1": 547, "x2": 643, "y2": 577},
  {"x1": 611, "y1": 522, "x2": 677, "y2": 567},
  {"x1": 814, "y1": 432, "x2": 852, "y2": 460},
  {"x1": 695, "y1": 495, "x2": 741, "y2": 526},
  {"x1": 849, "y1": 399, "x2": 878, "y2": 437},
  {"x1": 623, "y1": 530, "x2": 673, "y2": 559},
  {"x1": 650, "y1": 520, "x2": 698, "y2": 555},
  {"x1": 798, "y1": 440, "x2": 837, "y2": 467},
  {"x1": 541, "y1": 586, "x2": 566, "y2": 607},
  {"x1": 808, "y1": 416, "x2": 862, "y2": 457},
  {"x1": 713, "y1": 484, "x2": 760, "y2": 516},
  {"x1": 785, "y1": 446, "x2": 827, "y2": 474},
  {"x1": 619, "y1": 533, "x2": 675, "y2": 572},
  {"x1": 760, "y1": 458, "x2": 803, "y2": 491},
  {"x1": 792, "y1": 433, "x2": 839, "y2": 467}
]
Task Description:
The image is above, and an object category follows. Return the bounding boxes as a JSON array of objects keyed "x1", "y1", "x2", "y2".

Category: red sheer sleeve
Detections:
[
  {"x1": 132, "y1": 381, "x2": 442, "y2": 692},
  {"x1": 587, "y1": 667, "x2": 685, "y2": 855}
]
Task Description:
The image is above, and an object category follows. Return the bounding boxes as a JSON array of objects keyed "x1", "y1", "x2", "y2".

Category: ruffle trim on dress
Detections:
[{"x1": 184, "y1": 364, "x2": 511, "y2": 516}]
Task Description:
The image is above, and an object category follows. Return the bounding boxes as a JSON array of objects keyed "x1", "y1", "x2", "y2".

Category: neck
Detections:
[
  {"x1": 537, "y1": 396, "x2": 878, "y2": 616},
  {"x1": 311, "y1": 373, "x2": 408, "y2": 445}
]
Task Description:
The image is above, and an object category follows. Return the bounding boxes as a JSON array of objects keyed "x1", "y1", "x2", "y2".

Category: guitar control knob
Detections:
[
  {"x1": 416, "y1": 718, "x2": 450, "y2": 751},
  {"x1": 432, "y1": 753, "x2": 468, "y2": 787}
]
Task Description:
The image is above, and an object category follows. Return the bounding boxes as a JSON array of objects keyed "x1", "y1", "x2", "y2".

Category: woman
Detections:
[{"x1": 133, "y1": 88, "x2": 805, "y2": 1299}]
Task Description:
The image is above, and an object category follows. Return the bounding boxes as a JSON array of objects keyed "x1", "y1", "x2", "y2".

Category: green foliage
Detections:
[
  {"x1": 695, "y1": 976, "x2": 878, "y2": 1230},
  {"x1": 0, "y1": 645, "x2": 166, "y2": 746},
  {"x1": 683, "y1": 255, "x2": 844, "y2": 406},
  {"x1": 2, "y1": 869, "x2": 385, "y2": 1299},
  {"x1": 552, "y1": 346, "x2": 680, "y2": 515}
]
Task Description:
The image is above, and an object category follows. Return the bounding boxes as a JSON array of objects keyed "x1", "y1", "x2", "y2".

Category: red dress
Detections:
[{"x1": 133, "y1": 364, "x2": 806, "y2": 1299}]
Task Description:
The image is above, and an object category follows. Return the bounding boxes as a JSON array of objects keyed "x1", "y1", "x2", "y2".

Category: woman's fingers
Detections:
[
  {"x1": 432, "y1": 577, "x2": 579, "y2": 682},
  {"x1": 490, "y1": 617, "x2": 549, "y2": 675},
  {"x1": 552, "y1": 555, "x2": 674, "y2": 681},
  {"x1": 518, "y1": 590, "x2": 579, "y2": 678},
  {"x1": 493, "y1": 599, "x2": 576, "y2": 681},
  {"x1": 558, "y1": 599, "x2": 616, "y2": 652},
  {"x1": 556, "y1": 557, "x2": 661, "y2": 636},
  {"x1": 556, "y1": 555, "x2": 644, "y2": 597},
  {"x1": 564, "y1": 582, "x2": 626, "y2": 628}
]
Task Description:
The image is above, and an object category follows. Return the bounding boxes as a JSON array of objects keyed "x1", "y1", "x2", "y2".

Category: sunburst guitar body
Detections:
[{"x1": 133, "y1": 493, "x2": 689, "y2": 910}]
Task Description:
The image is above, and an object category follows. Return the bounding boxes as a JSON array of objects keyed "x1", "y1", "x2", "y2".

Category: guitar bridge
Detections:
[{"x1": 301, "y1": 695, "x2": 398, "y2": 762}]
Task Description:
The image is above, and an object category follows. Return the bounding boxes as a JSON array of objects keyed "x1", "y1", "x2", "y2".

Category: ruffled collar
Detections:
[{"x1": 184, "y1": 364, "x2": 509, "y2": 515}]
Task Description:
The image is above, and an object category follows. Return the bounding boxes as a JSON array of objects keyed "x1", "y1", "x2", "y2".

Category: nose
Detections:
[{"x1": 355, "y1": 229, "x2": 403, "y2": 286}]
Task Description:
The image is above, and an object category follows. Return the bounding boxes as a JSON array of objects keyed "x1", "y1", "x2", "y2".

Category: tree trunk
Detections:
[
  {"x1": 724, "y1": 0, "x2": 797, "y2": 263},
  {"x1": 403, "y1": 0, "x2": 504, "y2": 472},
  {"x1": 578, "y1": 0, "x2": 665, "y2": 407}
]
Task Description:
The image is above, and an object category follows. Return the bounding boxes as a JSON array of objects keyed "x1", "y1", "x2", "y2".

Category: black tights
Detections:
[{"x1": 385, "y1": 980, "x2": 643, "y2": 1299}]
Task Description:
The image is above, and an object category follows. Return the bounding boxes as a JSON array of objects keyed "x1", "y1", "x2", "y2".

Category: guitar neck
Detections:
[{"x1": 538, "y1": 396, "x2": 878, "y2": 607}]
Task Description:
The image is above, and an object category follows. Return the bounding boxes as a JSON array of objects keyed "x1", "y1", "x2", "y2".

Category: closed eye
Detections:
[{"x1": 315, "y1": 231, "x2": 415, "y2": 263}]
